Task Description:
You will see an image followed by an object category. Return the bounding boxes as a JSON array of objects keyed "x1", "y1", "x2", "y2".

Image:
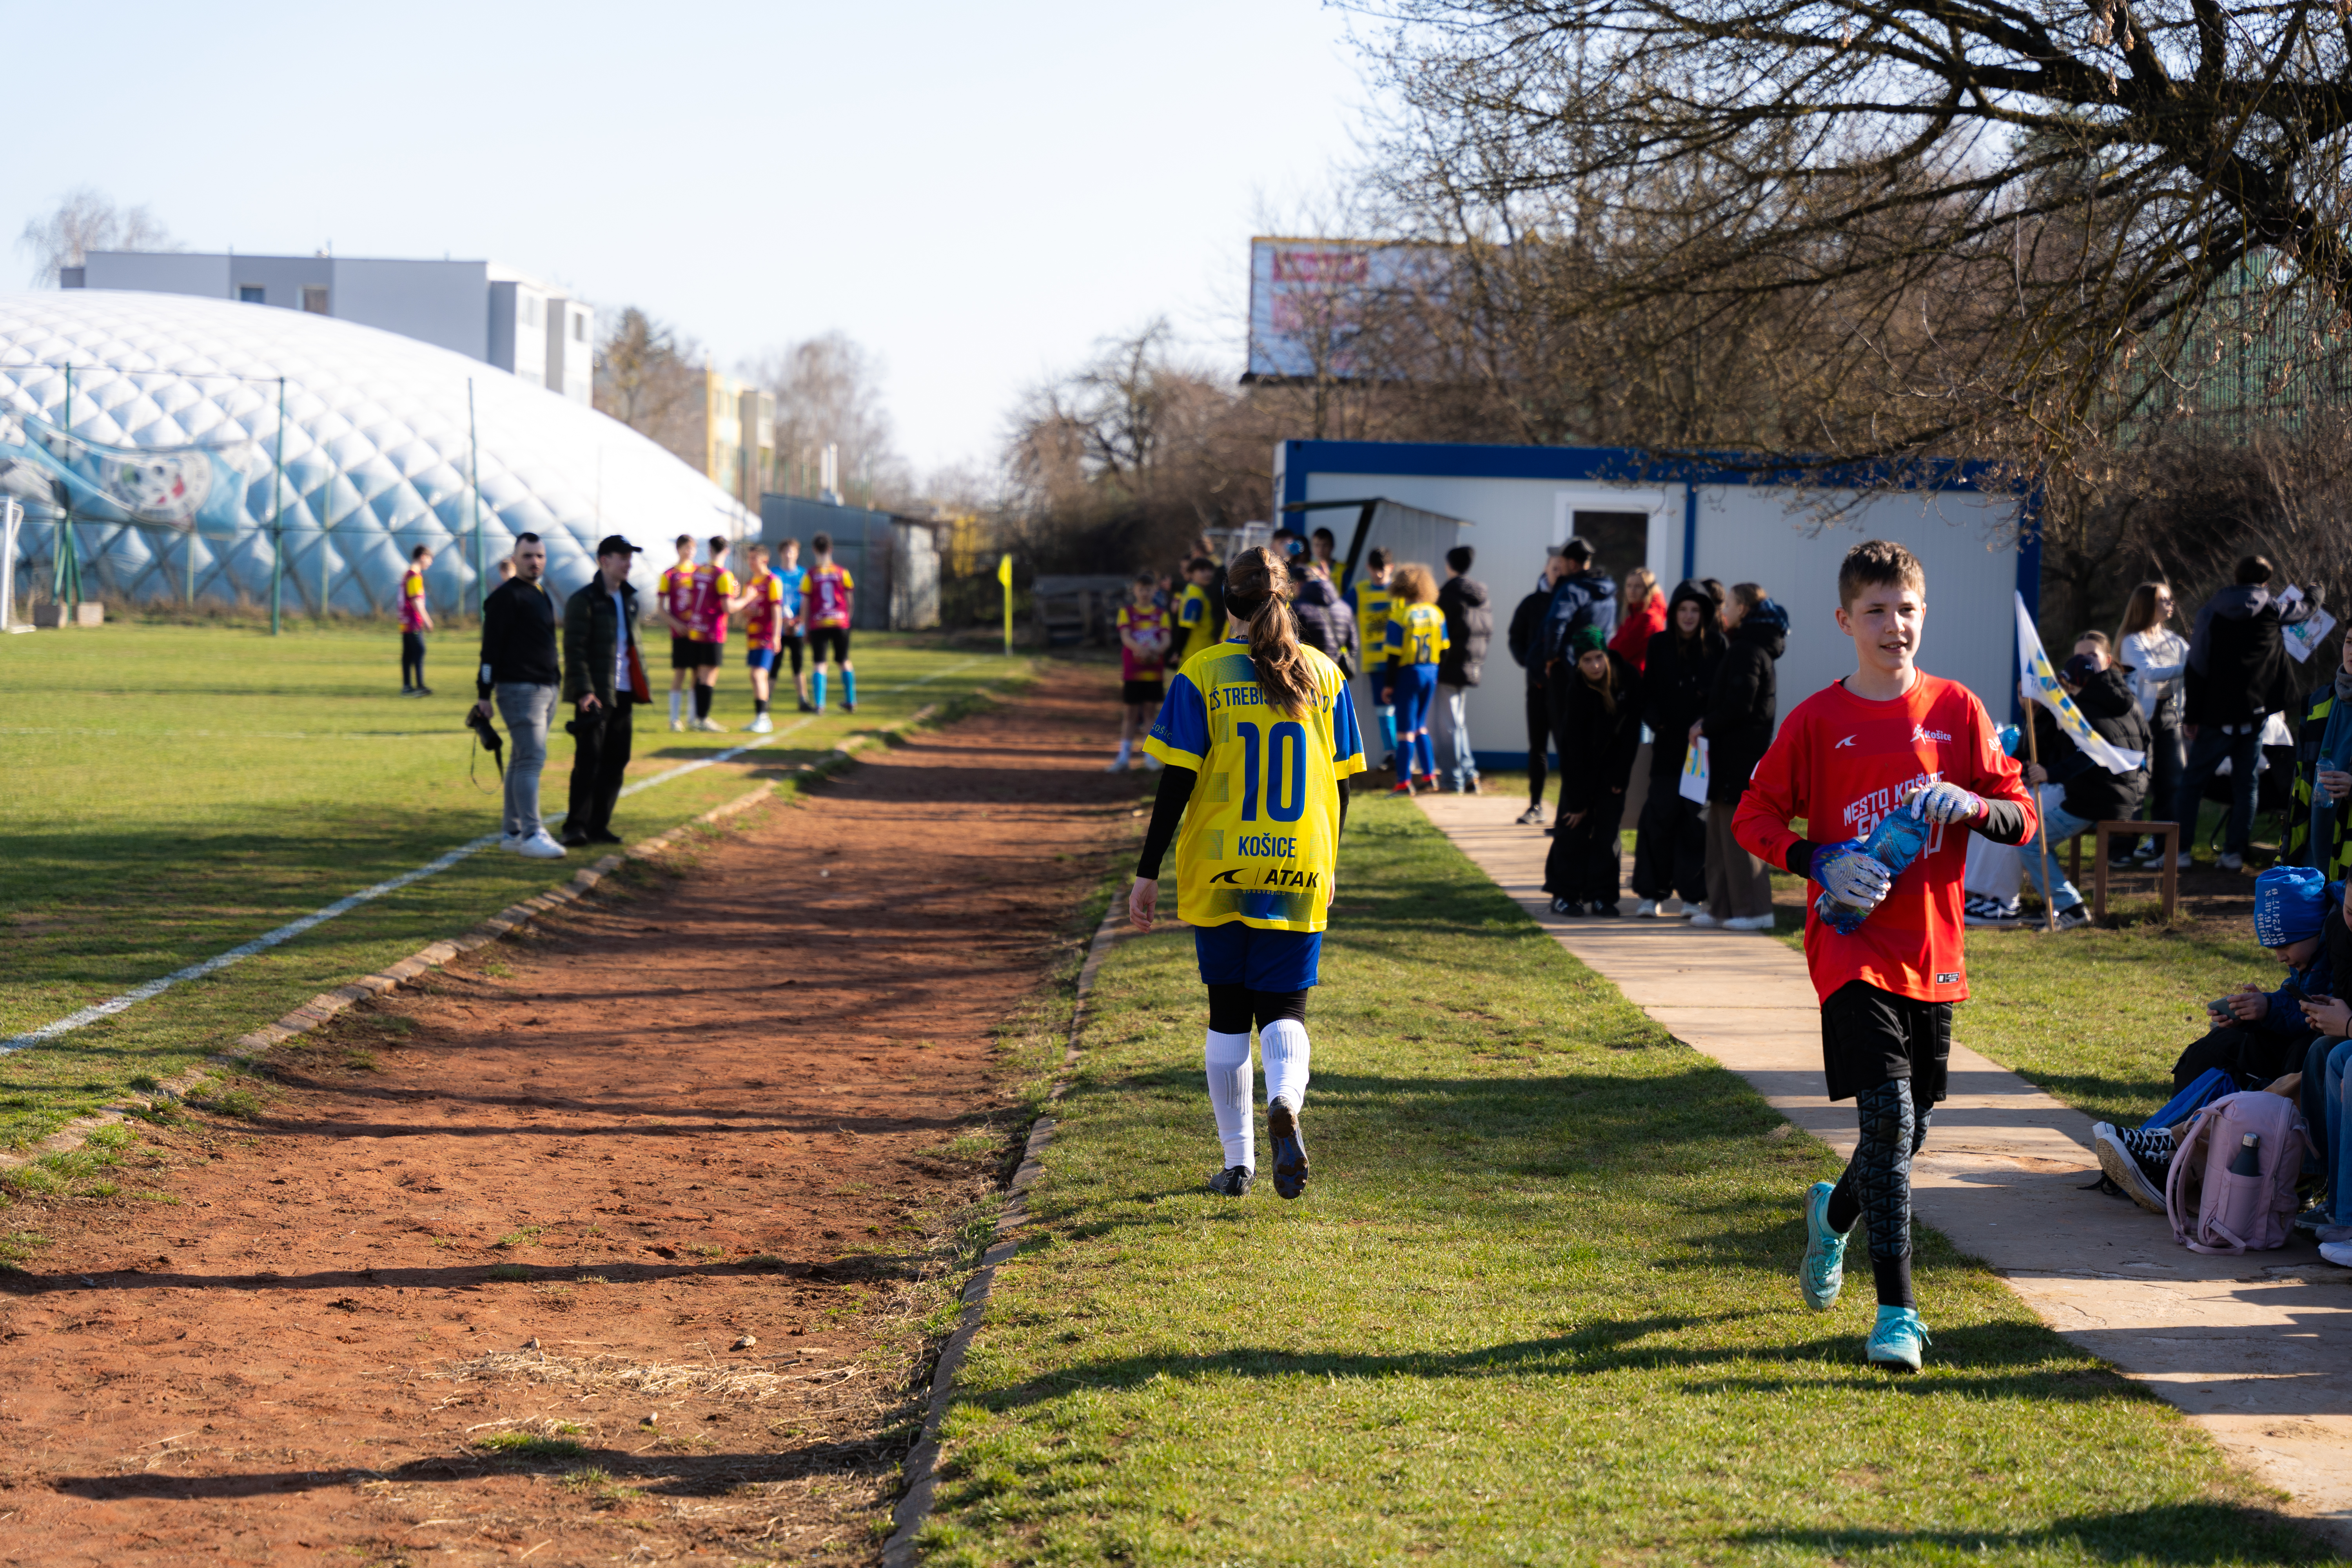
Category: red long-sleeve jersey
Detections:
[{"x1": 1733, "y1": 671, "x2": 2036, "y2": 1005}]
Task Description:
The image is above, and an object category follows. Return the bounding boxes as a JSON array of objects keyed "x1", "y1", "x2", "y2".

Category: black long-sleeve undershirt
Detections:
[
  {"x1": 1134, "y1": 764, "x2": 1352, "y2": 880},
  {"x1": 1775, "y1": 798, "x2": 2031, "y2": 878}
]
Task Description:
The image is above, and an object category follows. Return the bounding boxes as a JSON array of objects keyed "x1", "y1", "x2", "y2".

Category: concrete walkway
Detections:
[{"x1": 1417, "y1": 792, "x2": 2352, "y2": 1545}]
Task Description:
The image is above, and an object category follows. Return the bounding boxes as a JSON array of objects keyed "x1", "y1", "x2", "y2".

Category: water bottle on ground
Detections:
[
  {"x1": 1813, "y1": 811, "x2": 1933, "y2": 935},
  {"x1": 2227, "y1": 1132, "x2": 2261, "y2": 1178}
]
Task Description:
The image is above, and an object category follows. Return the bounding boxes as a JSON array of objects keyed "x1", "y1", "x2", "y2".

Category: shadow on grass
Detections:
[{"x1": 1731, "y1": 1506, "x2": 2335, "y2": 1564}]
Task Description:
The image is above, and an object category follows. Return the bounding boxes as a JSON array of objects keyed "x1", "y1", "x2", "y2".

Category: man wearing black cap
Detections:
[{"x1": 561, "y1": 535, "x2": 653, "y2": 848}]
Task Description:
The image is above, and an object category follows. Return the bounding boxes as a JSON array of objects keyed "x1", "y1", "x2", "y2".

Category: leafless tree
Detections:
[
  {"x1": 747, "y1": 332, "x2": 911, "y2": 508},
  {"x1": 593, "y1": 308, "x2": 702, "y2": 456},
  {"x1": 18, "y1": 188, "x2": 179, "y2": 285},
  {"x1": 1359, "y1": 0, "x2": 2352, "y2": 479}
]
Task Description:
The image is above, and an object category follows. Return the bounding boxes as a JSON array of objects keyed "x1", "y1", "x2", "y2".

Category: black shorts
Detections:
[
  {"x1": 809, "y1": 626, "x2": 851, "y2": 665},
  {"x1": 670, "y1": 636, "x2": 720, "y2": 670},
  {"x1": 1821, "y1": 980, "x2": 1951, "y2": 1105},
  {"x1": 1122, "y1": 678, "x2": 1165, "y2": 706},
  {"x1": 778, "y1": 632, "x2": 805, "y2": 674}
]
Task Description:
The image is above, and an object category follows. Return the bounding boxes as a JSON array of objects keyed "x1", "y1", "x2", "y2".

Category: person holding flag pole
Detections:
[{"x1": 2013, "y1": 595, "x2": 2152, "y2": 931}]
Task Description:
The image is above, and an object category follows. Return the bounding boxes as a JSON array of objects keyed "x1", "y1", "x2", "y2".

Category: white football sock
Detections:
[
  {"x1": 668, "y1": 690, "x2": 682, "y2": 726},
  {"x1": 1260, "y1": 1018, "x2": 1311, "y2": 1114},
  {"x1": 1204, "y1": 1029, "x2": 1254, "y2": 1171}
]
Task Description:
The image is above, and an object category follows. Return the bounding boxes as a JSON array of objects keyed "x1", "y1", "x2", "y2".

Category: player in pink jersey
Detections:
[
  {"x1": 399, "y1": 543, "x2": 434, "y2": 695},
  {"x1": 679, "y1": 535, "x2": 739, "y2": 732},
  {"x1": 657, "y1": 534, "x2": 703, "y2": 731},
  {"x1": 1110, "y1": 568, "x2": 1171, "y2": 771},
  {"x1": 805, "y1": 531, "x2": 856, "y2": 713}
]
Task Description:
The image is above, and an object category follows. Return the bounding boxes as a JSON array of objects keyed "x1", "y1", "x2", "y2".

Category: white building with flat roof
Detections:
[{"x1": 62, "y1": 252, "x2": 594, "y2": 405}]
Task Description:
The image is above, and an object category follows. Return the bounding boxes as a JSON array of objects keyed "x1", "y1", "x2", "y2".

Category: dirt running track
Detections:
[{"x1": 0, "y1": 660, "x2": 1139, "y2": 1566}]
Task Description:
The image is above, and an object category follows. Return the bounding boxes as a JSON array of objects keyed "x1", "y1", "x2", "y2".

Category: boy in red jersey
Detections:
[
  {"x1": 805, "y1": 531, "x2": 856, "y2": 714},
  {"x1": 657, "y1": 534, "x2": 701, "y2": 731},
  {"x1": 1732, "y1": 539, "x2": 2036, "y2": 1373}
]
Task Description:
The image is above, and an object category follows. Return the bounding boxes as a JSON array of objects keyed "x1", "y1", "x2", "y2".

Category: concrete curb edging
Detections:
[
  {"x1": 881, "y1": 899, "x2": 1125, "y2": 1568},
  {"x1": 0, "y1": 686, "x2": 1010, "y2": 1172}
]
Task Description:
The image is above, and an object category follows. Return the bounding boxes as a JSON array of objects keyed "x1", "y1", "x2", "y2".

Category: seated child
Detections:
[{"x1": 2171, "y1": 866, "x2": 2336, "y2": 1095}]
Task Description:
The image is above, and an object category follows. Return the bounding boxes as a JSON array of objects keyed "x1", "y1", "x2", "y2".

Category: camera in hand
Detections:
[{"x1": 466, "y1": 705, "x2": 504, "y2": 760}]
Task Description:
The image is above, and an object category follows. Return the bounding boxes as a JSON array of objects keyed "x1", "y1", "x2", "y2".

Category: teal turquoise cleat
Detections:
[
  {"x1": 1866, "y1": 1305, "x2": 1931, "y2": 1372},
  {"x1": 1800, "y1": 1179, "x2": 1851, "y2": 1312}
]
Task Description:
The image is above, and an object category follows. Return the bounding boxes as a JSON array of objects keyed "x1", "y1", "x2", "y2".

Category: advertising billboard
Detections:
[{"x1": 1245, "y1": 236, "x2": 1448, "y2": 382}]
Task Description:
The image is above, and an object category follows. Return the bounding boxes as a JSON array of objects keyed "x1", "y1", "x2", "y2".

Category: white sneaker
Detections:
[
  {"x1": 1724, "y1": 913, "x2": 1777, "y2": 931},
  {"x1": 499, "y1": 833, "x2": 523, "y2": 852},
  {"x1": 702, "y1": 717, "x2": 730, "y2": 732},
  {"x1": 2321, "y1": 1241, "x2": 2352, "y2": 1268},
  {"x1": 2176, "y1": 851, "x2": 2193, "y2": 869},
  {"x1": 669, "y1": 719, "x2": 684, "y2": 733},
  {"x1": 2217, "y1": 851, "x2": 2244, "y2": 871},
  {"x1": 515, "y1": 831, "x2": 567, "y2": 860},
  {"x1": 1632, "y1": 898, "x2": 1658, "y2": 918},
  {"x1": 1687, "y1": 906, "x2": 1720, "y2": 929},
  {"x1": 1660, "y1": 898, "x2": 1688, "y2": 917},
  {"x1": 746, "y1": 713, "x2": 773, "y2": 734}
]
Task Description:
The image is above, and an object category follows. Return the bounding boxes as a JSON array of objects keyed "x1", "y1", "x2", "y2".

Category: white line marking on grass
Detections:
[{"x1": 1, "y1": 655, "x2": 996, "y2": 1054}]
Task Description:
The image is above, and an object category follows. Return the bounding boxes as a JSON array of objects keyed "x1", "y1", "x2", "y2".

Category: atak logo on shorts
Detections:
[{"x1": 1935, "y1": 971, "x2": 1960, "y2": 984}]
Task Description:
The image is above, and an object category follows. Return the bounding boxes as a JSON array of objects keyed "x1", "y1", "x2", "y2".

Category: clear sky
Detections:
[{"x1": 0, "y1": 0, "x2": 1370, "y2": 485}]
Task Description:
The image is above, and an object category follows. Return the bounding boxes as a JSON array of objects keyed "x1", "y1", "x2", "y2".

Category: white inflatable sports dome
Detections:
[{"x1": 0, "y1": 290, "x2": 751, "y2": 613}]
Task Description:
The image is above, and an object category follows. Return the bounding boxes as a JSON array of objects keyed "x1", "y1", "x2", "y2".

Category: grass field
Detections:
[
  {"x1": 0, "y1": 619, "x2": 1023, "y2": 1150},
  {"x1": 920, "y1": 794, "x2": 2318, "y2": 1566}
]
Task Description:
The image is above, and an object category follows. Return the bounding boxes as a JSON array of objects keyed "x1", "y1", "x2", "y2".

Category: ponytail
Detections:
[{"x1": 1224, "y1": 546, "x2": 1318, "y2": 719}]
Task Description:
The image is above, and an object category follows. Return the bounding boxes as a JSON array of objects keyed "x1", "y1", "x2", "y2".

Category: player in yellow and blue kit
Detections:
[
  {"x1": 1132, "y1": 547, "x2": 1365, "y2": 1200},
  {"x1": 1174, "y1": 555, "x2": 1221, "y2": 667},
  {"x1": 1383, "y1": 562, "x2": 1449, "y2": 795},
  {"x1": 1344, "y1": 547, "x2": 1397, "y2": 767}
]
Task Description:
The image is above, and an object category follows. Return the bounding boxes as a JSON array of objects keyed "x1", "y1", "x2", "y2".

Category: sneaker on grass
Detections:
[
  {"x1": 746, "y1": 713, "x2": 773, "y2": 734},
  {"x1": 2091, "y1": 1122, "x2": 2168, "y2": 1213},
  {"x1": 1267, "y1": 1102, "x2": 1309, "y2": 1200},
  {"x1": 1208, "y1": 1166, "x2": 1253, "y2": 1198},
  {"x1": 2053, "y1": 903, "x2": 2092, "y2": 931},
  {"x1": 1799, "y1": 1179, "x2": 1849, "y2": 1310},
  {"x1": 515, "y1": 831, "x2": 567, "y2": 860},
  {"x1": 1866, "y1": 1306, "x2": 1931, "y2": 1372},
  {"x1": 1962, "y1": 893, "x2": 2020, "y2": 928}
]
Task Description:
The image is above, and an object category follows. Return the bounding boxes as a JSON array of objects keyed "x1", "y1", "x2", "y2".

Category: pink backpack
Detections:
[{"x1": 2165, "y1": 1090, "x2": 2309, "y2": 1254}]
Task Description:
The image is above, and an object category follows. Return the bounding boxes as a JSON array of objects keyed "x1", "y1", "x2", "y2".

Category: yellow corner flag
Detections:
[{"x1": 997, "y1": 553, "x2": 1014, "y2": 654}]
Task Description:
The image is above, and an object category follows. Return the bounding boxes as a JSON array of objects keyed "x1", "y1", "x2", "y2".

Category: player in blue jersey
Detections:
[
  {"x1": 771, "y1": 537, "x2": 812, "y2": 713},
  {"x1": 1132, "y1": 547, "x2": 1367, "y2": 1200}
]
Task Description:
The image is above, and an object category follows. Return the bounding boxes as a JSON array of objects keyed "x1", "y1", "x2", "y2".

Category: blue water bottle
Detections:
[{"x1": 1813, "y1": 811, "x2": 1931, "y2": 934}]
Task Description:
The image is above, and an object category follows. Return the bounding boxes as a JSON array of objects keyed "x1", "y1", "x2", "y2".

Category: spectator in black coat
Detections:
[
  {"x1": 1290, "y1": 559, "x2": 1359, "y2": 676},
  {"x1": 2020, "y1": 637, "x2": 2153, "y2": 927},
  {"x1": 2177, "y1": 554, "x2": 2312, "y2": 871},
  {"x1": 1630, "y1": 579, "x2": 1725, "y2": 916},
  {"x1": 468, "y1": 533, "x2": 564, "y2": 861},
  {"x1": 1433, "y1": 545, "x2": 1492, "y2": 793},
  {"x1": 1506, "y1": 552, "x2": 1567, "y2": 825},
  {"x1": 1693, "y1": 584, "x2": 1788, "y2": 930},
  {"x1": 1544, "y1": 628, "x2": 1643, "y2": 916}
]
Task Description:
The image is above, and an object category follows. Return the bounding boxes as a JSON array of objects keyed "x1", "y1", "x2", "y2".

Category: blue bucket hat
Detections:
[{"x1": 2253, "y1": 866, "x2": 2328, "y2": 947}]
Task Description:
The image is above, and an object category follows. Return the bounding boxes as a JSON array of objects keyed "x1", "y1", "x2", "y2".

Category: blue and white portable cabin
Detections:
[{"x1": 1274, "y1": 440, "x2": 2037, "y2": 775}]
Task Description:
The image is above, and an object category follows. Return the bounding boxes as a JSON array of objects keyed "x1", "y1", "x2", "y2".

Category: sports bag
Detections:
[{"x1": 2165, "y1": 1090, "x2": 2310, "y2": 1254}]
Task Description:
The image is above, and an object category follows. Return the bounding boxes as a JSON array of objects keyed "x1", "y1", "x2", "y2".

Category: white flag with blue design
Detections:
[{"x1": 2015, "y1": 592, "x2": 2143, "y2": 776}]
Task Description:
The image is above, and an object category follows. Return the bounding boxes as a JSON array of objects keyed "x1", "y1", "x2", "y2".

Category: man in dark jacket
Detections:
[
  {"x1": 2020, "y1": 639, "x2": 2152, "y2": 927},
  {"x1": 2177, "y1": 554, "x2": 2310, "y2": 870},
  {"x1": 1543, "y1": 628, "x2": 1643, "y2": 916},
  {"x1": 1693, "y1": 585, "x2": 1787, "y2": 929},
  {"x1": 1630, "y1": 579, "x2": 1725, "y2": 915},
  {"x1": 561, "y1": 534, "x2": 652, "y2": 849},
  {"x1": 1434, "y1": 545, "x2": 1492, "y2": 793},
  {"x1": 468, "y1": 532, "x2": 564, "y2": 860},
  {"x1": 1543, "y1": 538, "x2": 1618, "y2": 808},
  {"x1": 1506, "y1": 552, "x2": 1566, "y2": 824},
  {"x1": 1290, "y1": 559, "x2": 1359, "y2": 676}
]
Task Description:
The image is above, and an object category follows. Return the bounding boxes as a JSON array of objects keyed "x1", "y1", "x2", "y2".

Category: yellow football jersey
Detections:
[
  {"x1": 1385, "y1": 603, "x2": 1449, "y2": 666},
  {"x1": 1142, "y1": 635, "x2": 1367, "y2": 932},
  {"x1": 1346, "y1": 580, "x2": 1394, "y2": 662},
  {"x1": 1176, "y1": 582, "x2": 1220, "y2": 666}
]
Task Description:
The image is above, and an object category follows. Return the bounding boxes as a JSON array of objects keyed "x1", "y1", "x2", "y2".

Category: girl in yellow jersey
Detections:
[
  {"x1": 1132, "y1": 548, "x2": 1366, "y2": 1200},
  {"x1": 1383, "y1": 563, "x2": 1450, "y2": 794}
]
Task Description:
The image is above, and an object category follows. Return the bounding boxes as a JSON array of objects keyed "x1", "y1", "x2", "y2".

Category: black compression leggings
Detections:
[
  {"x1": 1825, "y1": 1078, "x2": 1933, "y2": 1310},
  {"x1": 1206, "y1": 986, "x2": 1309, "y2": 1034}
]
